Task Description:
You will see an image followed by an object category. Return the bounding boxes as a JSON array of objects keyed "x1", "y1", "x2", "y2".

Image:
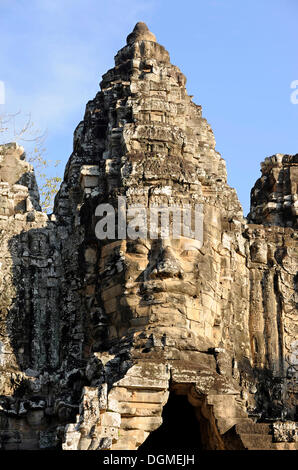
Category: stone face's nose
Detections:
[
  {"x1": 126, "y1": 22, "x2": 157, "y2": 45},
  {"x1": 149, "y1": 247, "x2": 183, "y2": 279}
]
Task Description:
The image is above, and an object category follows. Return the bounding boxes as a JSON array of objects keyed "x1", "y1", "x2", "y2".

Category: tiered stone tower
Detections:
[{"x1": 0, "y1": 23, "x2": 297, "y2": 450}]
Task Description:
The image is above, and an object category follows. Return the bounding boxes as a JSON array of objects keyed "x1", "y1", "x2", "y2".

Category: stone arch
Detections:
[
  {"x1": 138, "y1": 392, "x2": 203, "y2": 451},
  {"x1": 136, "y1": 381, "x2": 245, "y2": 451},
  {"x1": 63, "y1": 363, "x2": 247, "y2": 450},
  {"x1": 111, "y1": 381, "x2": 243, "y2": 451}
]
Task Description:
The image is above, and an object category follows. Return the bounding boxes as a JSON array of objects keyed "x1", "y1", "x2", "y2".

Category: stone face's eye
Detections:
[
  {"x1": 179, "y1": 239, "x2": 202, "y2": 257},
  {"x1": 134, "y1": 244, "x2": 149, "y2": 255},
  {"x1": 180, "y1": 248, "x2": 200, "y2": 257},
  {"x1": 126, "y1": 241, "x2": 149, "y2": 255}
]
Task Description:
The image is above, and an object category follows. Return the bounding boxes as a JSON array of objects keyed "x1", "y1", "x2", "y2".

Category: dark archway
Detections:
[{"x1": 138, "y1": 392, "x2": 202, "y2": 451}]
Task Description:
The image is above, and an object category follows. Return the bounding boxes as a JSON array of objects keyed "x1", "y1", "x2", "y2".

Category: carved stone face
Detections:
[{"x1": 99, "y1": 236, "x2": 204, "y2": 340}]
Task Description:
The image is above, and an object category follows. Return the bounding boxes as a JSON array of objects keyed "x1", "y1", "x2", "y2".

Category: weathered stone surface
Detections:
[
  {"x1": 248, "y1": 154, "x2": 298, "y2": 228},
  {"x1": 0, "y1": 22, "x2": 297, "y2": 451}
]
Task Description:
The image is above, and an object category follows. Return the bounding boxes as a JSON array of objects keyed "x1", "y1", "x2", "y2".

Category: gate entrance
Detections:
[{"x1": 138, "y1": 392, "x2": 202, "y2": 451}]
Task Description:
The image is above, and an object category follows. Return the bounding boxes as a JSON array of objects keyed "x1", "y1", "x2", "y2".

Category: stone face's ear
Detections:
[{"x1": 126, "y1": 22, "x2": 157, "y2": 45}]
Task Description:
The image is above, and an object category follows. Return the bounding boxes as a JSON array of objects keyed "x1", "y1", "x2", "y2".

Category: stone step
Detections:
[
  {"x1": 239, "y1": 433, "x2": 275, "y2": 450},
  {"x1": 250, "y1": 442, "x2": 298, "y2": 450},
  {"x1": 235, "y1": 421, "x2": 271, "y2": 435},
  {"x1": 273, "y1": 442, "x2": 298, "y2": 450}
]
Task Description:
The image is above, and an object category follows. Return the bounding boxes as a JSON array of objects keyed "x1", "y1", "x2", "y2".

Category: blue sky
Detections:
[{"x1": 1, "y1": 0, "x2": 298, "y2": 215}]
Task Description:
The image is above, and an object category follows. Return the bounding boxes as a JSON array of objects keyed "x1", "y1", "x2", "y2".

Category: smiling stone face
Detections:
[{"x1": 99, "y1": 234, "x2": 209, "y2": 343}]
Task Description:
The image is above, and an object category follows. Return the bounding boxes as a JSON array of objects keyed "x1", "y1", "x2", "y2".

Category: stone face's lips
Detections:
[
  {"x1": 138, "y1": 280, "x2": 198, "y2": 297},
  {"x1": 118, "y1": 281, "x2": 198, "y2": 307}
]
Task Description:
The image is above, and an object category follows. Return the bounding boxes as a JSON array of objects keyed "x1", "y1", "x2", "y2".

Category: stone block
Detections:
[
  {"x1": 101, "y1": 411, "x2": 121, "y2": 427},
  {"x1": 120, "y1": 416, "x2": 162, "y2": 432}
]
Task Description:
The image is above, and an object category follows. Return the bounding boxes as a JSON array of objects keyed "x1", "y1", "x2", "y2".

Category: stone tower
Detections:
[{"x1": 0, "y1": 22, "x2": 297, "y2": 450}]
